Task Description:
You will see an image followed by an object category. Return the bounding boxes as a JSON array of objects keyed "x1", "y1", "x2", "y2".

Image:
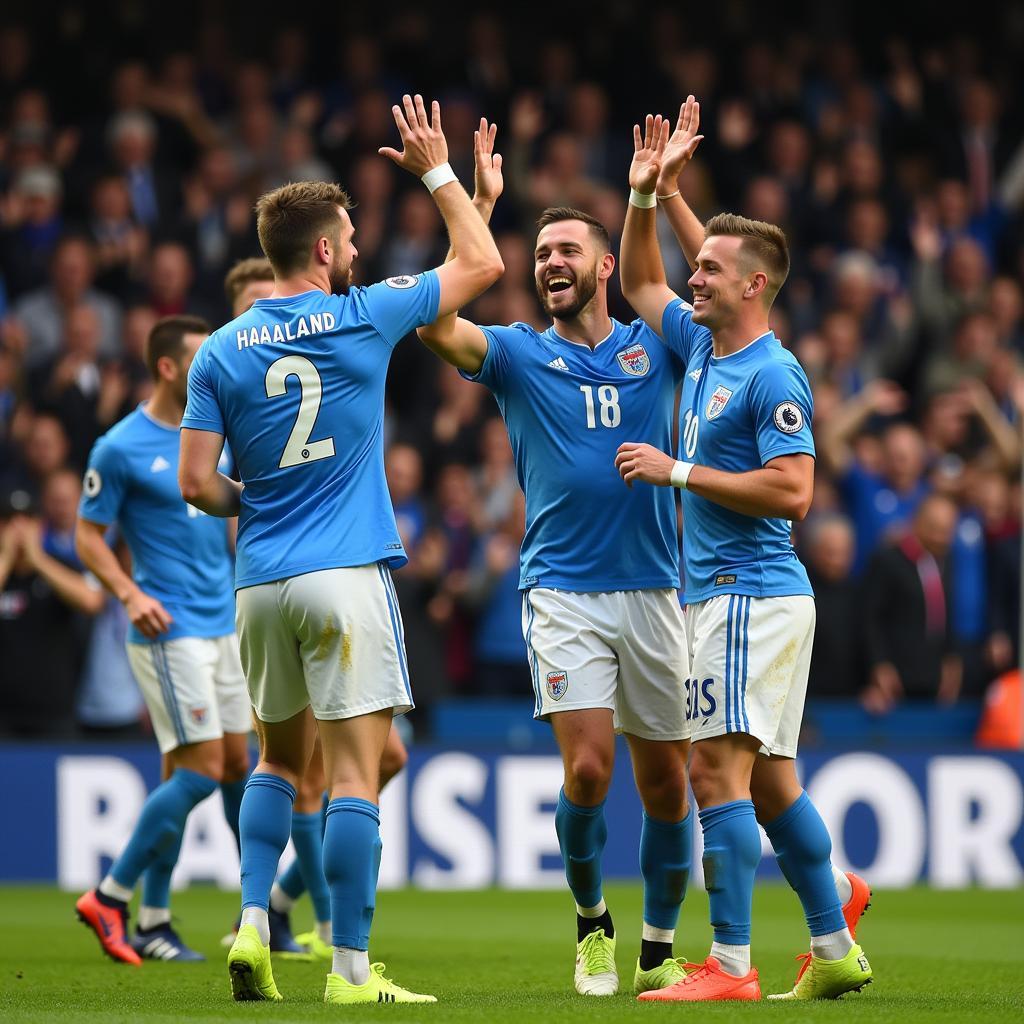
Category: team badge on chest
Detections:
[
  {"x1": 546, "y1": 670, "x2": 569, "y2": 701},
  {"x1": 616, "y1": 343, "x2": 650, "y2": 376},
  {"x1": 705, "y1": 384, "x2": 734, "y2": 419}
]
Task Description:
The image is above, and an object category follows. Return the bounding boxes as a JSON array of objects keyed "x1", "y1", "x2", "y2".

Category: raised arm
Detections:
[
  {"x1": 417, "y1": 118, "x2": 504, "y2": 373},
  {"x1": 655, "y1": 96, "x2": 706, "y2": 270},
  {"x1": 16, "y1": 517, "x2": 104, "y2": 615},
  {"x1": 178, "y1": 428, "x2": 243, "y2": 517},
  {"x1": 76, "y1": 516, "x2": 172, "y2": 637},
  {"x1": 620, "y1": 114, "x2": 680, "y2": 333},
  {"x1": 819, "y1": 380, "x2": 907, "y2": 475},
  {"x1": 379, "y1": 95, "x2": 503, "y2": 325}
]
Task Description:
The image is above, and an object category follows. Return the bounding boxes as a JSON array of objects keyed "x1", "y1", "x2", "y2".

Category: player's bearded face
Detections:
[
  {"x1": 536, "y1": 257, "x2": 599, "y2": 319},
  {"x1": 328, "y1": 242, "x2": 353, "y2": 294}
]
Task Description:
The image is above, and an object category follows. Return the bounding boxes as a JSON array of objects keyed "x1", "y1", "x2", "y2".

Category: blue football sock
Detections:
[
  {"x1": 699, "y1": 799, "x2": 761, "y2": 945},
  {"x1": 290, "y1": 810, "x2": 332, "y2": 922},
  {"x1": 220, "y1": 778, "x2": 247, "y2": 855},
  {"x1": 323, "y1": 797, "x2": 381, "y2": 950},
  {"x1": 763, "y1": 791, "x2": 846, "y2": 936},
  {"x1": 110, "y1": 768, "x2": 217, "y2": 892},
  {"x1": 640, "y1": 808, "x2": 692, "y2": 930},
  {"x1": 555, "y1": 788, "x2": 607, "y2": 910},
  {"x1": 239, "y1": 773, "x2": 296, "y2": 912},
  {"x1": 278, "y1": 855, "x2": 306, "y2": 902},
  {"x1": 141, "y1": 831, "x2": 183, "y2": 910}
]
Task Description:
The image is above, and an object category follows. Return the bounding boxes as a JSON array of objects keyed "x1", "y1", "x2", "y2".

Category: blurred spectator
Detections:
[
  {"x1": 12, "y1": 235, "x2": 121, "y2": 368},
  {"x1": 863, "y1": 494, "x2": 962, "y2": 713},
  {"x1": 108, "y1": 110, "x2": 180, "y2": 232},
  {"x1": 0, "y1": 491, "x2": 103, "y2": 738},
  {"x1": 387, "y1": 442, "x2": 427, "y2": 551},
  {"x1": 804, "y1": 514, "x2": 864, "y2": 698},
  {"x1": 0, "y1": 411, "x2": 70, "y2": 501},
  {"x1": 0, "y1": 165, "x2": 64, "y2": 296},
  {"x1": 87, "y1": 174, "x2": 147, "y2": 300}
]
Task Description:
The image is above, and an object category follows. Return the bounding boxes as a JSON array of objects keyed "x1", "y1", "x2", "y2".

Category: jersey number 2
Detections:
[{"x1": 264, "y1": 355, "x2": 336, "y2": 468}]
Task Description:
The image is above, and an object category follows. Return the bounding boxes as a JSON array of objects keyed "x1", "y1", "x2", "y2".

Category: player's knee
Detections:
[
  {"x1": 565, "y1": 754, "x2": 612, "y2": 804},
  {"x1": 222, "y1": 748, "x2": 251, "y2": 783},
  {"x1": 379, "y1": 742, "x2": 408, "y2": 787},
  {"x1": 688, "y1": 746, "x2": 731, "y2": 809},
  {"x1": 638, "y1": 769, "x2": 689, "y2": 821},
  {"x1": 173, "y1": 743, "x2": 225, "y2": 782}
]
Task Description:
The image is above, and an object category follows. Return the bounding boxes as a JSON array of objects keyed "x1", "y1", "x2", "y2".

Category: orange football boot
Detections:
[
  {"x1": 842, "y1": 871, "x2": 872, "y2": 938},
  {"x1": 636, "y1": 956, "x2": 760, "y2": 1002},
  {"x1": 75, "y1": 889, "x2": 142, "y2": 965}
]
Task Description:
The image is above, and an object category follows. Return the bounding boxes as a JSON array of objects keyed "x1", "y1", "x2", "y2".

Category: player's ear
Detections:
[
  {"x1": 315, "y1": 235, "x2": 331, "y2": 266},
  {"x1": 745, "y1": 271, "x2": 768, "y2": 299},
  {"x1": 599, "y1": 251, "x2": 615, "y2": 281}
]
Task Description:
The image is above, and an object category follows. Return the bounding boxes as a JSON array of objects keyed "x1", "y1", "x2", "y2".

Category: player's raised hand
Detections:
[
  {"x1": 615, "y1": 442, "x2": 676, "y2": 488},
  {"x1": 629, "y1": 114, "x2": 669, "y2": 195},
  {"x1": 379, "y1": 94, "x2": 449, "y2": 177},
  {"x1": 473, "y1": 118, "x2": 503, "y2": 206},
  {"x1": 123, "y1": 585, "x2": 173, "y2": 639},
  {"x1": 657, "y1": 95, "x2": 705, "y2": 193}
]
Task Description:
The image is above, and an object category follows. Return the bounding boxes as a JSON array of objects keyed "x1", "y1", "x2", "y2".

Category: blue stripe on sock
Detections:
[
  {"x1": 741, "y1": 597, "x2": 752, "y2": 733},
  {"x1": 724, "y1": 596, "x2": 734, "y2": 733},
  {"x1": 153, "y1": 643, "x2": 186, "y2": 745},
  {"x1": 378, "y1": 564, "x2": 412, "y2": 703}
]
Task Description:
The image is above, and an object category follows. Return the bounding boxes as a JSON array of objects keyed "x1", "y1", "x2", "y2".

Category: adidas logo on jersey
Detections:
[
  {"x1": 688, "y1": 368, "x2": 703, "y2": 383},
  {"x1": 547, "y1": 357, "x2": 570, "y2": 372},
  {"x1": 150, "y1": 456, "x2": 171, "y2": 473}
]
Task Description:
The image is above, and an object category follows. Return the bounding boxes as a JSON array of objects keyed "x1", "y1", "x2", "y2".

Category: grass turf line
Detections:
[{"x1": 1, "y1": 883, "x2": 1022, "y2": 1022}]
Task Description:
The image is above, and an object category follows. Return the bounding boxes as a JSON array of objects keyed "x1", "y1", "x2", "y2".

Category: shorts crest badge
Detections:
[
  {"x1": 705, "y1": 384, "x2": 733, "y2": 420},
  {"x1": 189, "y1": 706, "x2": 208, "y2": 724},
  {"x1": 616, "y1": 343, "x2": 650, "y2": 376},
  {"x1": 546, "y1": 670, "x2": 569, "y2": 701}
]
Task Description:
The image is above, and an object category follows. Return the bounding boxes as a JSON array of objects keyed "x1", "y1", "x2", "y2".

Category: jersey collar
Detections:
[
  {"x1": 546, "y1": 320, "x2": 618, "y2": 351},
  {"x1": 710, "y1": 330, "x2": 774, "y2": 363},
  {"x1": 138, "y1": 401, "x2": 180, "y2": 433}
]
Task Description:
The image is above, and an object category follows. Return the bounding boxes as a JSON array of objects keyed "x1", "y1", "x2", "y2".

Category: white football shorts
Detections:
[
  {"x1": 126, "y1": 634, "x2": 252, "y2": 754},
  {"x1": 684, "y1": 593, "x2": 815, "y2": 757},
  {"x1": 522, "y1": 588, "x2": 690, "y2": 741},
  {"x1": 235, "y1": 563, "x2": 412, "y2": 724}
]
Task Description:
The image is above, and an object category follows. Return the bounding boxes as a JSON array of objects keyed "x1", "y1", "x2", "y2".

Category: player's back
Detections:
[{"x1": 183, "y1": 275, "x2": 439, "y2": 589}]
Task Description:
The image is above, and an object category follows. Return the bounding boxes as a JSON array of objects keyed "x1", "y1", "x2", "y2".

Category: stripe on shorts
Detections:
[
  {"x1": 153, "y1": 642, "x2": 186, "y2": 745},
  {"x1": 740, "y1": 596, "x2": 751, "y2": 733},
  {"x1": 724, "y1": 595, "x2": 735, "y2": 733},
  {"x1": 377, "y1": 564, "x2": 412, "y2": 703},
  {"x1": 524, "y1": 592, "x2": 541, "y2": 717}
]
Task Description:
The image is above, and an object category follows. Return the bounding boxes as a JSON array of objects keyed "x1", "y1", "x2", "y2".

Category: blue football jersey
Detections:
[
  {"x1": 463, "y1": 318, "x2": 682, "y2": 592},
  {"x1": 662, "y1": 299, "x2": 815, "y2": 602},
  {"x1": 182, "y1": 274, "x2": 440, "y2": 589},
  {"x1": 79, "y1": 404, "x2": 236, "y2": 643}
]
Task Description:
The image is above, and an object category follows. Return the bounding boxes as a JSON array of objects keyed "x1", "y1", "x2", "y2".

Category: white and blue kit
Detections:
[
  {"x1": 464, "y1": 318, "x2": 690, "y2": 739},
  {"x1": 182, "y1": 274, "x2": 440, "y2": 723},
  {"x1": 662, "y1": 299, "x2": 816, "y2": 757},
  {"x1": 79, "y1": 404, "x2": 250, "y2": 753}
]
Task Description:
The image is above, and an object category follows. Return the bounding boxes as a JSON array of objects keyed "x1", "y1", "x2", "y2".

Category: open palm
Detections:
[
  {"x1": 658, "y1": 95, "x2": 704, "y2": 191},
  {"x1": 629, "y1": 114, "x2": 669, "y2": 194},
  {"x1": 473, "y1": 118, "x2": 503, "y2": 204}
]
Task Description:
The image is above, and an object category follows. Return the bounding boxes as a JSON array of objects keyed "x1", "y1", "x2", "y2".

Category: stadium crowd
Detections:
[{"x1": 1, "y1": 5, "x2": 1023, "y2": 739}]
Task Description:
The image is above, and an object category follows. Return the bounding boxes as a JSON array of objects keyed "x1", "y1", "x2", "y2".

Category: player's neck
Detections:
[
  {"x1": 552, "y1": 306, "x2": 613, "y2": 350},
  {"x1": 711, "y1": 317, "x2": 772, "y2": 359},
  {"x1": 145, "y1": 389, "x2": 184, "y2": 428},
  {"x1": 270, "y1": 270, "x2": 329, "y2": 299}
]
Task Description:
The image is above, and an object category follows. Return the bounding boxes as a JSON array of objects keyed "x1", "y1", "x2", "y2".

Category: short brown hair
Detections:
[
  {"x1": 224, "y1": 257, "x2": 274, "y2": 306},
  {"x1": 704, "y1": 212, "x2": 790, "y2": 304},
  {"x1": 255, "y1": 181, "x2": 353, "y2": 275},
  {"x1": 145, "y1": 314, "x2": 209, "y2": 380},
  {"x1": 537, "y1": 206, "x2": 610, "y2": 252}
]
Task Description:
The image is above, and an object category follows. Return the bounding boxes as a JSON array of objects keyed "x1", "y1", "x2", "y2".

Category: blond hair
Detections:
[
  {"x1": 255, "y1": 181, "x2": 353, "y2": 275},
  {"x1": 705, "y1": 212, "x2": 790, "y2": 304}
]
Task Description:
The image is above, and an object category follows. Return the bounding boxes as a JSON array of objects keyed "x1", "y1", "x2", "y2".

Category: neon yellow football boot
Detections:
[
  {"x1": 634, "y1": 956, "x2": 688, "y2": 994},
  {"x1": 295, "y1": 929, "x2": 333, "y2": 961},
  {"x1": 768, "y1": 943, "x2": 873, "y2": 1000},
  {"x1": 574, "y1": 928, "x2": 618, "y2": 996},
  {"x1": 324, "y1": 962, "x2": 437, "y2": 1004},
  {"x1": 227, "y1": 924, "x2": 283, "y2": 1002}
]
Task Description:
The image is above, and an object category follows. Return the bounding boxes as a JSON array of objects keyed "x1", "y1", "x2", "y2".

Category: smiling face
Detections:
[
  {"x1": 687, "y1": 235, "x2": 755, "y2": 330},
  {"x1": 533, "y1": 218, "x2": 610, "y2": 320}
]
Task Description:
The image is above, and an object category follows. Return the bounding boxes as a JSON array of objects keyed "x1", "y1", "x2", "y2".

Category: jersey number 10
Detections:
[{"x1": 265, "y1": 355, "x2": 336, "y2": 469}]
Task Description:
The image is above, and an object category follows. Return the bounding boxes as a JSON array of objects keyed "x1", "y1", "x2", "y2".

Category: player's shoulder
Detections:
[
  {"x1": 98, "y1": 406, "x2": 148, "y2": 451},
  {"x1": 750, "y1": 335, "x2": 809, "y2": 381},
  {"x1": 482, "y1": 320, "x2": 541, "y2": 350}
]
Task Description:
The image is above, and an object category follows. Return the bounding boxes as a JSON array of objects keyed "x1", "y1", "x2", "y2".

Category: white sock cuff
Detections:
[
  {"x1": 137, "y1": 905, "x2": 171, "y2": 930},
  {"x1": 269, "y1": 882, "x2": 294, "y2": 914},
  {"x1": 316, "y1": 920, "x2": 332, "y2": 943},
  {"x1": 98, "y1": 875, "x2": 134, "y2": 904},
  {"x1": 831, "y1": 864, "x2": 853, "y2": 905},
  {"x1": 576, "y1": 898, "x2": 607, "y2": 918},
  {"x1": 642, "y1": 923, "x2": 675, "y2": 943},
  {"x1": 240, "y1": 906, "x2": 270, "y2": 946}
]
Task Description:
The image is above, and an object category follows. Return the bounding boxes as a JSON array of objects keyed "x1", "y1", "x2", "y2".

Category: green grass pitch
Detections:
[{"x1": 1, "y1": 883, "x2": 1022, "y2": 1022}]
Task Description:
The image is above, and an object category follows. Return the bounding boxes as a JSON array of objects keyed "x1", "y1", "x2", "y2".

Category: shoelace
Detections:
[
  {"x1": 676, "y1": 961, "x2": 709, "y2": 986},
  {"x1": 579, "y1": 931, "x2": 615, "y2": 973},
  {"x1": 370, "y1": 962, "x2": 396, "y2": 988},
  {"x1": 794, "y1": 952, "x2": 813, "y2": 983}
]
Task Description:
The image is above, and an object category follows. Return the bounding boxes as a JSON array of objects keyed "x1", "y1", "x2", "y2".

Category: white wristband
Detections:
[
  {"x1": 656, "y1": 190, "x2": 681, "y2": 201},
  {"x1": 628, "y1": 187, "x2": 657, "y2": 209},
  {"x1": 670, "y1": 460, "x2": 695, "y2": 489},
  {"x1": 421, "y1": 162, "x2": 458, "y2": 193}
]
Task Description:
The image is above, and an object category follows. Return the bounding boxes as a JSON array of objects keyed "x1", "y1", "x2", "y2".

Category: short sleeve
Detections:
[
  {"x1": 458, "y1": 323, "x2": 530, "y2": 392},
  {"x1": 662, "y1": 298, "x2": 711, "y2": 366},
  {"x1": 355, "y1": 270, "x2": 441, "y2": 348},
  {"x1": 182, "y1": 343, "x2": 225, "y2": 434},
  {"x1": 79, "y1": 439, "x2": 128, "y2": 526},
  {"x1": 748, "y1": 357, "x2": 816, "y2": 465}
]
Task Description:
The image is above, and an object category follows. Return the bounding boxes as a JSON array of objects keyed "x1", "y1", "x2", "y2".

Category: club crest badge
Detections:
[
  {"x1": 189, "y1": 706, "x2": 208, "y2": 724},
  {"x1": 705, "y1": 384, "x2": 733, "y2": 420},
  {"x1": 385, "y1": 275, "x2": 417, "y2": 289},
  {"x1": 616, "y1": 343, "x2": 650, "y2": 376},
  {"x1": 546, "y1": 670, "x2": 569, "y2": 701}
]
